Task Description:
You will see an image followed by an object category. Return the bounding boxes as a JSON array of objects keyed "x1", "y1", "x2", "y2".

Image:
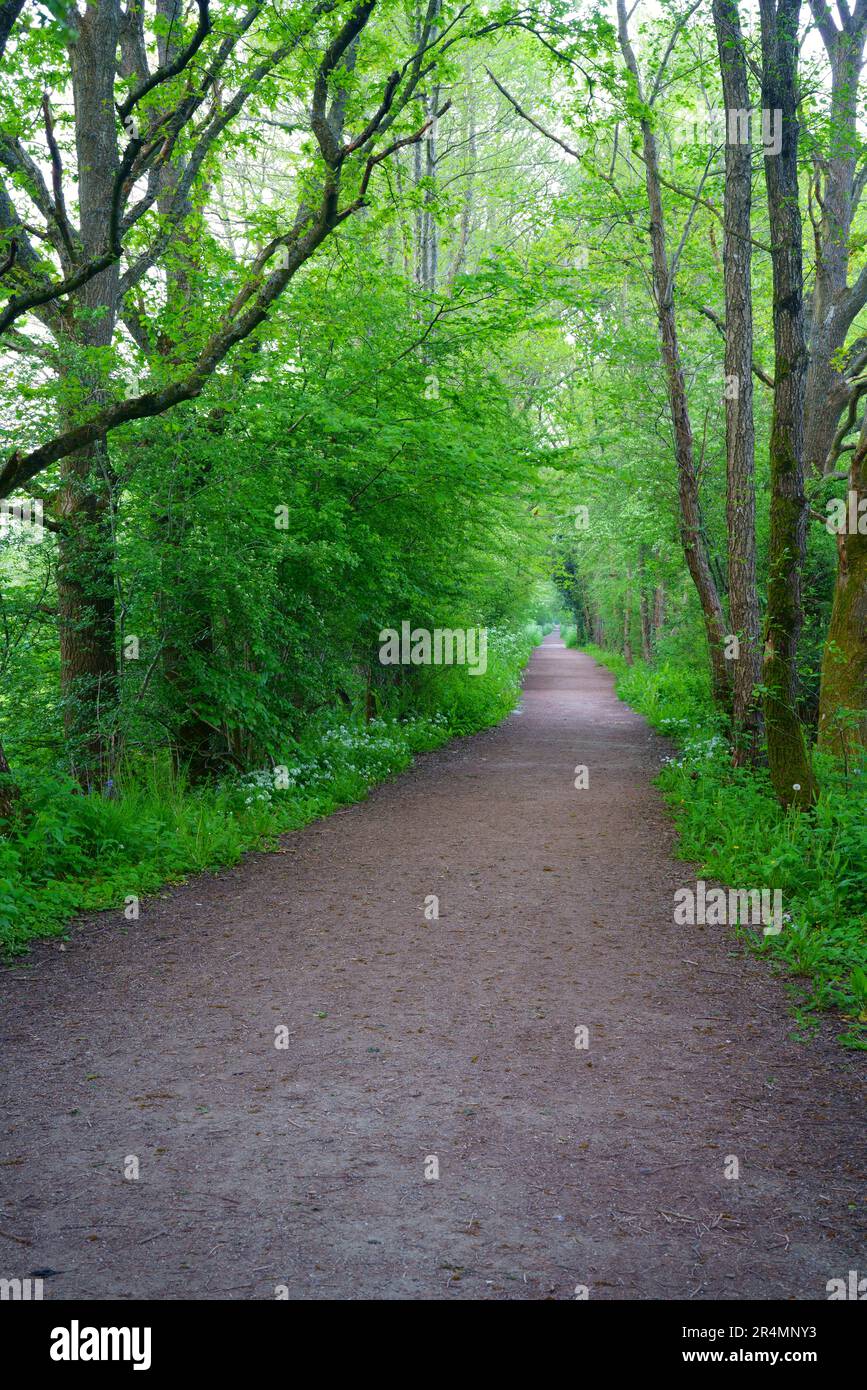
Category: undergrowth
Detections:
[
  {"x1": 583, "y1": 644, "x2": 867, "y2": 1049},
  {"x1": 1, "y1": 624, "x2": 546, "y2": 954}
]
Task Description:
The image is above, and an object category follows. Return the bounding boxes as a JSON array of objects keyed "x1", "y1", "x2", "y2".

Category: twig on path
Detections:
[
  {"x1": 680, "y1": 960, "x2": 738, "y2": 976},
  {"x1": 659, "y1": 1208, "x2": 702, "y2": 1224},
  {"x1": 0, "y1": 1228, "x2": 31, "y2": 1245}
]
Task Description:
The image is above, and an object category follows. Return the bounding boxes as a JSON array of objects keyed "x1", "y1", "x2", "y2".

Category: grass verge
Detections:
[{"x1": 582, "y1": 644, "x2": 867, "y2": 1049}]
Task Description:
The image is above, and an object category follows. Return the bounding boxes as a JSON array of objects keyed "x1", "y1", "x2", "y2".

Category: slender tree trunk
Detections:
[
  {"x1": 413, "y1": 2, "x2": 440, "y2": 294},
  {"x1": 592, "y1": 604, "x2": 605, "y2": 646},
  {"x1": 574, "y1": 599, "x2": 585, "y2": 643},
  {"x1": 448, "y1": 55, "x2": 476, "y2": 284},
  {"x1": 759, "y1": 0, "x2": 817, "y2": 807},
  {"x1": 622, "y1": 579, "x2": 634, "y2": 664},
  {"x1": 713, "y1": 0, "x2": 763, "y2": 765},
  {"x1": 653, "y1": 583, "x2": 666, "y2": 641},
  {"x1": 639, "y1": 591, "x2": 652, "y2": 662},
  {"x1": 617, "y1": 0, "x2": 731, "y2": 708},
  {"x1": 637, "y1": 545, "x2": 653, "y2": 661}
]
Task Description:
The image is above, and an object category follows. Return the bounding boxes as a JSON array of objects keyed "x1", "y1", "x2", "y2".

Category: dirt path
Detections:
[{"x1": 1, "y1": 633, "x2": 863, "y2": 1300}]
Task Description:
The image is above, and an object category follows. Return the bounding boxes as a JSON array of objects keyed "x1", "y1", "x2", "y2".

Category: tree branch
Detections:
[{"x1": 117, "y1": 0, "x2": 211, "y2": 124}]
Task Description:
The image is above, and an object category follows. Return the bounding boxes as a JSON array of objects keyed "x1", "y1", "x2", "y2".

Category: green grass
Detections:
[
  {"x1": 583, "y1": 645, "x2": 867, "y2": 1049},
  {"x1": 1, "y1": 623, "x2": 546, "y2": 955}
]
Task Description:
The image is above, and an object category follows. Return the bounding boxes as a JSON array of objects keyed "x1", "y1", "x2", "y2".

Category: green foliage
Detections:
[
  {"x1": 582, "y1": 645, "x2": 723, "y2": 742},
  {"x1": 0, "y1": 624, "x2": 541, "y2": 953},
  {"x1": 587, "y1": 647, "x2": 867, "y2": 1048}
]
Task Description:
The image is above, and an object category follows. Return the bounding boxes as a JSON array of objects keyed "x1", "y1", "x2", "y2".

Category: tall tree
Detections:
[
  {"x1": 818, "y1": 407, "x2": 867, "y2": 754},
  {"x1": 803, "y1": 0, "x2": 867, "y2": 479},
  {"x1": 759, "y1": 0, "x2": 817, "y2": 806},
  {"x1": 0, "y1": 0, "x2": 459, "y2": 784},
  {"x1": 803, "y1": 0, "x2": 867, "y2": 756},
  {"x1": 712, "y1": 0, "x2": 763, "y2": 764},
  {"x1": 616, "y1": 0, "x2": 730, "y2": 708}
]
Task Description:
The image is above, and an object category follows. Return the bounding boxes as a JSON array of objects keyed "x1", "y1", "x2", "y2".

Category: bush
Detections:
[{"x1": 1, "y1": 623, "x2": 542, "y2": 954}]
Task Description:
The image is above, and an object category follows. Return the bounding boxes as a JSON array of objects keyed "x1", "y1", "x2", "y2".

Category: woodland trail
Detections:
[{"x1": 1, "y1": 632, "x2": 863, "y2": 1300}]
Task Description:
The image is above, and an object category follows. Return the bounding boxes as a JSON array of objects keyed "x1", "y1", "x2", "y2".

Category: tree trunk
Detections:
[
  {"x1": 55, "y1": 0, "x2": 122, "y2": 789},
  {"x1": 57, "y1": 437, "x2": 117, "y2": 788},
  {"x1": 623, "y1": 581, "x2": 634, "y2": 664},
  {"x1": 653, "y1": 583, "x2": 665, "y2": 641},
  {"x1": 713, "y1": 0, "x2": 763, "y2": 765},
  {"x1": 413, "y1": 2, "x2": 440, "y2": 294},
  {"x1": 150, "y1": 3, "x2": 218, "y2": 776},
  {"x1": 448, "y1": 54, "x2": 476, "y2": 284},
  {"x1": 639, "y1": 589, "x2": 652, "y2": 662},
  {"x1": 803, "y1": 2, "x2": 867, "y2": 762},
  {"x1": 818, "y1": 429, "x2": 867, "y2": 755},
  {"x1": 637, "y1": 545, "x2": 653, "y2": 661},
  {"x1": 617, "y1": 0, "x2": 730, "y2": 708},
  {"x1": 803, "y1": 12, "x2": 867, "y2": 478},
  {"x1": 759, "y1": 0, "x2": 817, "y2": 808}
]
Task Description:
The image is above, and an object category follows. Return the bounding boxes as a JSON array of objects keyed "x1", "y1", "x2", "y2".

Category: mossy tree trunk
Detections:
[
  {"x1": 818, "y1": 427, "x2": 867, "y2": 756},
  {"x1": 758, "y1": 0, "x2": 818, "y2": 808}
]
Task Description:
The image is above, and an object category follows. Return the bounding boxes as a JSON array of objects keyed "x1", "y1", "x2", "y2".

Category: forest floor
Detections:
[{"x1": 1, "y1": 632, "x2": 864, "y2": 1300}]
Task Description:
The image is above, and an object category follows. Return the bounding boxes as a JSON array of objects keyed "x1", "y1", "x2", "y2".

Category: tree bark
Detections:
[
  {"x1": 713, "y1": 0, "x2": 763, "y2": 765},
  {"x1": 56, "y1": 0, "x2": 123, "y2": 788},
  {"x1": 447, "y1": 53, "x2": 476, "y2": 284},
  {"x1": 413, "y1": 1, "x2": 441, "y2": 293},
  {"x1": 592, "y1": 603, "x2": 605, "y2": 646},
  {"x1": 57, "y1": 441, "x2": 117, "y2": 788},
  {"x1": 617, "y1": 0, "x2": 731, "y2": 708},
  {"x1": 623, "y1": 579, "x2": 634, "y2": 664},
  {"x1": 802, "y1": 2, "x2": 867, "y2": 761},
  {"x1": 759, "y1": 0, "x2": 817, "y2": 807},
  {"x1": 818, "y1": 425, "x2": 867, "y2": 755},
  {"x1": 653, "y1": 583, "x2": 666, "y2": 640},
  {"x1": 803, "y1": 3, "x2": 867, "y2": 478},
  {"x1": 639, "y1": 590, "x2": 653, "y2": 662}
]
